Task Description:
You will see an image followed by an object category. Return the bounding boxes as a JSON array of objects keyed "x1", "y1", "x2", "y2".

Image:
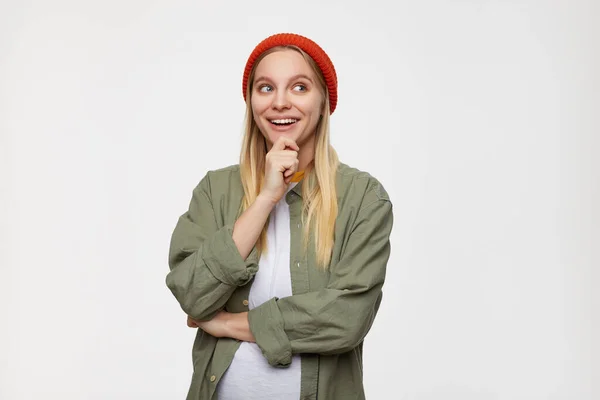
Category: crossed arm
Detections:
[{"x1": 187, "y1": 311, "x2": 255, "y2": 342}]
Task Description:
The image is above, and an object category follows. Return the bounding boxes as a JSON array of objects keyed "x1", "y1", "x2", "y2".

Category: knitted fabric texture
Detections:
[{"x1": 242, "y1": 33, "x2": 338, "y2": 114}]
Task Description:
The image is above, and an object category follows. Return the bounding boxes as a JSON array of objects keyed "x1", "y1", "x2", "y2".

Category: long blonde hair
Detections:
[{"x1": 239, "y1": 45, "x2": 339, "y2": 269}]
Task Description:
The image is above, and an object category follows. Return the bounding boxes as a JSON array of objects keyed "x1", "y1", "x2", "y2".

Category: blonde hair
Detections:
[{"x1": 239, "y1": 46, "x2": 339, "y2": 269}]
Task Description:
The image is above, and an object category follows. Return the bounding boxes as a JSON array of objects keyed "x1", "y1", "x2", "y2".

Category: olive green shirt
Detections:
[{"x1": 166, "y1": 162, "x2": 393, "y2": 400}]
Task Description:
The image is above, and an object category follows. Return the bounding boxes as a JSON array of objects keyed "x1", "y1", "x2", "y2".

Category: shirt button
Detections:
[
  {"x1": 242, "y1": 299, "x2": 249, "y2": 306},
  {"x1": 210, "y1": 375, "x2": 216, "y2": 382}
]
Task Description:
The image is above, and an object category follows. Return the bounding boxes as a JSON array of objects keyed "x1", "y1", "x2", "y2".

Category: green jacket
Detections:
[{"x1": 166, "y1": 162, "x2": 393, "y2": 400}]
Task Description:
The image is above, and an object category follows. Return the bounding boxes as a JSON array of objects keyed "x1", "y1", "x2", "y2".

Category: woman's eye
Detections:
[
  {"x1": 259, "y1": 85, "x2": 273, "y2": 93},
  {"x1": 293, "y1": 84, "x2": 307, "y2": 92}
]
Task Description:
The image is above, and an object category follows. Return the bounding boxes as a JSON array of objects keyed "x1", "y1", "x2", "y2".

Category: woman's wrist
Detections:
[{"x1": 256, "y1": 192, "x2": 279, "y2": 208}]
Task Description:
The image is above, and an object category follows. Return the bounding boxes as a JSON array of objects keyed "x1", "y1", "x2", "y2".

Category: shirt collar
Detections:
[{"x1": 290, "y1": 171, "x2": 304, "y2": 197}]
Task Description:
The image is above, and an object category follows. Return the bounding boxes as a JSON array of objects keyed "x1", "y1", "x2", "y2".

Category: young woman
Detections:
[{"x1": 166, "y1": 32, "x2": 394, "y2": 400}]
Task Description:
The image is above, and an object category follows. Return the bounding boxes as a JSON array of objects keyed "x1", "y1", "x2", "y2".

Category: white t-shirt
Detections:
[{"x1": 217, "y1": 182, "x2": 301, "y2": 400}]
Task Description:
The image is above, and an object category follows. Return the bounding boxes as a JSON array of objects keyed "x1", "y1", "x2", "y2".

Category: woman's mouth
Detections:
[
  {"x1": 269, "y1": 118, "x2": 299, "y2": 131},
  {"x1": 269, "y1": 118, "x2": 298, "y2": 126}
]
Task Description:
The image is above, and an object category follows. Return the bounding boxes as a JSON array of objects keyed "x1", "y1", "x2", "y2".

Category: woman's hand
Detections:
[
  {"x1": 260, "y1": 136, "x2": 300, "y2": 204},
  {"x1": 187, "y1": 311, "x2": 255, "y2": 342}
]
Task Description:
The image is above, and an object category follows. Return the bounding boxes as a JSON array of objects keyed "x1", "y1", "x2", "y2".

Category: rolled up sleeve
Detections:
[
  {"x1": 202, "y1": 224, "x2": 260, "y2": 286},
  {"x1": 247, "y1": 297, "x2": 293, "y2": 367},
  {"x1": 166, "y1": 174, "x2": 259, "y2": 321}
]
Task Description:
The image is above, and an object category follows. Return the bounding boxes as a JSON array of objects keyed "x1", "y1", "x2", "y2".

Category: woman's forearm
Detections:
[
  {"x1": 192, "y1": 311, "x2": 255, "y2": 342},
  {"x1": 226, "y1": 312, "x2": 255, "y2": 342},
  {"x1": 232, "y1": 194, "x2": 276, "y2": 260}
]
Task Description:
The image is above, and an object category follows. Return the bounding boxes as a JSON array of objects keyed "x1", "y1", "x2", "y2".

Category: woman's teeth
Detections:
[{"x1": 270, "y1": 119, "x2": 298, "y2": 125}]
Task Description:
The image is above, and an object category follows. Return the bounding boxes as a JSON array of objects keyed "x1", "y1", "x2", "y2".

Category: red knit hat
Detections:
[{"x1": 242, "y1": 33, "x2": 338, "y2": 114}]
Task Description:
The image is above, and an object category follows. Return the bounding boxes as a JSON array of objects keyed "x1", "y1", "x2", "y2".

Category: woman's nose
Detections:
[{"x1": 272, "y1": 89, "x2": 291, "y2": 110}]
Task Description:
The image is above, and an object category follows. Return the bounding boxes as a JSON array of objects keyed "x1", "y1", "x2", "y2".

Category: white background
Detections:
[{"x1": 1, "y1": 0, "x2": 598, "y2": 399}]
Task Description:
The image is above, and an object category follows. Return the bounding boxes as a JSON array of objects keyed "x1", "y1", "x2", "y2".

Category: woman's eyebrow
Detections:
[
  {"x1": 254, "y1": 74, "x2": 314, "y2": 84},
  {"x1": 288, "y1": 74, "x2": 314, "y2": 83}
]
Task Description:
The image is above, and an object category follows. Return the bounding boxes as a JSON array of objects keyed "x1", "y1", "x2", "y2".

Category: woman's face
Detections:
[{"x1": 251, "y1": 49, "x2": 324, "y2": 152}]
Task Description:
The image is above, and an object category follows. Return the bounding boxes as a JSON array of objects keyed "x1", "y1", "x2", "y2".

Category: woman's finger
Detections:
[
  {"x1": 272, "y1": 136, "x2": 299, "y2": 151},
  {"x1": 187, "y1": 316, "x2": 198, "y2": 328}
]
